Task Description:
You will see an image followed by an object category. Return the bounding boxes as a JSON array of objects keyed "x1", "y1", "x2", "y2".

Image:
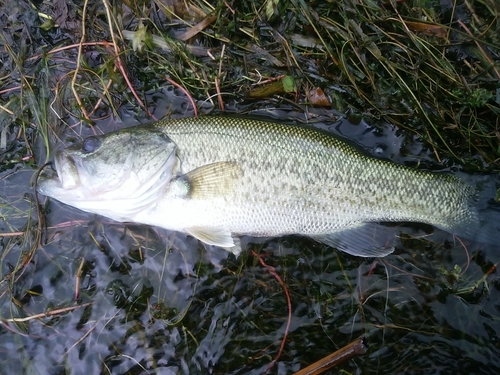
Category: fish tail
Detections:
[{"x1": 450, "y1": 173, "x2": 500, "y2": 246}]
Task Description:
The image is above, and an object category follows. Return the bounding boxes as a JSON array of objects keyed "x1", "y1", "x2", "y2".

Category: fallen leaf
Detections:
[
  {"x1": 248, "y1": 76, "x2": 296, "y2": 98},
  {"x1": 282, "y1": 76, "x2": 297, "y2": 93},
  {"x1": 177, "y1": 15, "x2": 217, "y2": 42},
  {"x1": 405, "y1": 21, "x2": 447, "y2": 38},
  {"x1": 307, "y1": 87, "x2": 330, "y2": 106}
]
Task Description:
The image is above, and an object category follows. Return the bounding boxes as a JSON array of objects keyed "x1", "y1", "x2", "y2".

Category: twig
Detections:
[
  {"x1": 0, "y1": 232, "x2": 24, "y2": 237},
  {"x1": 0, "y1": 86, "x2": 21, "y2": 95},
  {"x1": 293, "y1": 337, "x2": 368, "y2": 375},
  {"x1": 101, "y1": 0, "x2": 153, "y2": 118},
  {"x1": 0, "y1": 103, "x2": 15, "y2": 114},
  {"x1": 75, "y1": 258, "x2": 86, "y2": 301},
  {"x1": 165, "y1": 77, "x2": 198, "y2": 117},
  {"x1": 28, "y1": 41, "x2": 113, "y2": 61},
  {"x1": 65, "y1": 320, "x2": 98, "y2": 355},
  {"x1": 215, "y1": 44, "x2": 226, "y2": 111},
  {"x1": 215, "y1": 77, "x2": 224, "y2": 111},
  {"x1": 71, "y1": 0, "x2": 90, "y2": 119},
  {"x1": 223, "y1": 1, "x2": 235, "y2": 14},
  {"x1": 0, "y1": 320, "x2": 30, "y2": 336},
  {"x1": 4, "y1": 302, "x2": 94, "y2": 323},
  {"x1": 454, "y1": 236, "x2": 471, "y2": 276},
  {"x1": 251, "y1": 251, "x2": 292, "y2": 373}
]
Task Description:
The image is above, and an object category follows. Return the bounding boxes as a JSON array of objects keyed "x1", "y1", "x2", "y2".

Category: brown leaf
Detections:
[
  {"x1": 404, "y1": 21, "x2": 447, "y2": 38},
  {"x1": 307, "y1": 87, "x2": 331, "y2": 106},
  {"x1": 177, "y1": 15, "x2": 217, "y2": 42}
]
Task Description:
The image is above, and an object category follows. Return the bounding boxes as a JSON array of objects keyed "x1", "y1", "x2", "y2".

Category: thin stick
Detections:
[
  {"x1": 165, "y1": 77, "x2": 198, "y2": 117},
  {"x1": 215, "y1": 77, "x2": 224, "y2": 111},
  {"x1": 4, "y1": 302, "x2": 94, "y2": 323},
  {"x1": 293, "y1": 337, "x2": 368, "y2": 375},
  {"x1": 71, "y1": 0, "x2": 90, "y2": 119},
  {"x1": 251, "y1": 251, "x2": 292, "y2": 374},
  {"x1": 101, "y1": 0, "x2": 152, "y2": 118},
  {"x1": 216, "y1": 44, "x2": 226, "y2": 110},
  {"x1": 454, "y1": 236, "x2": 471, "y2": 276},
  {"x1": 64, "y1": 320, "x2": 98, "y2": 355},
  {"x1": 75, "y1": 258, "x2": 86, "y2": 300},
  {"x1": 28, "y1": 41, "x2": 112, "y2": 61},
  {"x1": 0, "y1": 232, "x2": 24, "y2": 237},
  {"x1": 0, "y1": 86, "x2": 21, "y2": 95}
]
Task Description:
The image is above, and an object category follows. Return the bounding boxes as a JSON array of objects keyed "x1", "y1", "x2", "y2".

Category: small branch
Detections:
[
  {"x1": 75, "y1": 258, "x2": 86, "y2": 301},
  {"x1": 165, "y1": 77, "x2": 198, "y2": 117},
  {"x1": 102, "y1": 0, "x2": 152, "y2": 118},
  {"x1": 4, "y1": 302, "x2": 94, "y2": 323},
  {"x1": 0, "y1": 232, "x2": 24, "y2": 237},
  {"x1": 251, "y1": 251, "x2": 292, "y2": 373},
  {"x1": 71, "y1": 0, "x2": 90, "y2": 119},
  {"x1": 293, "y1": 337, "x2": 368, "y2": 375}
]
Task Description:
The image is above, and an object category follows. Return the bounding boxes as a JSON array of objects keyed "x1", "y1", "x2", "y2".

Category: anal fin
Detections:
[{"x1": 310, "y1": 222, "x2": 397, "y2": 258}]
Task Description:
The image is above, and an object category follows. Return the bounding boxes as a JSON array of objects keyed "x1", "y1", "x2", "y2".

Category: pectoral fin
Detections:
[
  {"x1": 310, "y1": 222, "x2": 397, "y2": 258},
  {"x1": 187, "y1": 227, "x2": 235, "y2": 247},
  {"x1": 175, "y1": 161, "x2": 242, "y2": 199}
]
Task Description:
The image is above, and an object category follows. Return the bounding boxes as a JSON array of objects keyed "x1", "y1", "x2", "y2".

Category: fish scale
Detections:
[
  {"x1": 147, "y1": 117, "x2": 477, "y2": 240},
  {"x1": 37, "y1": 116, "x2": 482, "y2": 257}
]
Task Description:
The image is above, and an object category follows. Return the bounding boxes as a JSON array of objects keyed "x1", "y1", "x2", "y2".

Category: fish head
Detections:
[{"x1": 37, "y1": 127, "x2": 178, "y2": 221}]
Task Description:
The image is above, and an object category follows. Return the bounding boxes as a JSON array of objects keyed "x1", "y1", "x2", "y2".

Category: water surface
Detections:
[{"x1": 1, "y1": 89, "x2": 500, "y2": 374}]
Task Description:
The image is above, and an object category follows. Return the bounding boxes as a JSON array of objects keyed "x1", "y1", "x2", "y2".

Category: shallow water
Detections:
[{"x1": 1, "y1": 87, "x2": 500, "y2": 375}]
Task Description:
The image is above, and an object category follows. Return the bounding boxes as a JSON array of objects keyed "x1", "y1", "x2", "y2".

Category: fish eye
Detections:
[{"x1": 82, "y1": 136, "x2": 101, "y2": 153}]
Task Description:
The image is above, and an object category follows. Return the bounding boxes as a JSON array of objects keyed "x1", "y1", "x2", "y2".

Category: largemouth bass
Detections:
[{"x1": 37, "y1": 116, "x2": 493, "y2": 257}]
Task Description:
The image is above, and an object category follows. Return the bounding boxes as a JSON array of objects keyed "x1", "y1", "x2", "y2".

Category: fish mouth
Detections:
[
  {"x1": 53, "y1": 150, "x2": 82, "y2": 190},
  {"x1": 37, "y1": 150, "x2": 82, "y2": 197}
]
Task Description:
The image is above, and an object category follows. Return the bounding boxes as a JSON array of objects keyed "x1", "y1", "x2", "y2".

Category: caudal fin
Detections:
[{"x1": 454, "y1": 172, "x2": 500, "y2": 246}]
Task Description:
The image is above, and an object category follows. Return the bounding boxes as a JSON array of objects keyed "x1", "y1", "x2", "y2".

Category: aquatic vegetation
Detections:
[{"x1": 1, "y1": 0, "x2": 499, "y2": 374}]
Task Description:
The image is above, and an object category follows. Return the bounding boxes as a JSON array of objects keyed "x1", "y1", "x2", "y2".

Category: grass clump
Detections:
[{"x1": 3, "y1": 0, "x2": 498, "y2": 167}]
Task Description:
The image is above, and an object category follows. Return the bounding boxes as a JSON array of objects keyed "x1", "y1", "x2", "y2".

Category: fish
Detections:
[{"x1": 36, "y1": 116, "x2": 496, "y2": 257}]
